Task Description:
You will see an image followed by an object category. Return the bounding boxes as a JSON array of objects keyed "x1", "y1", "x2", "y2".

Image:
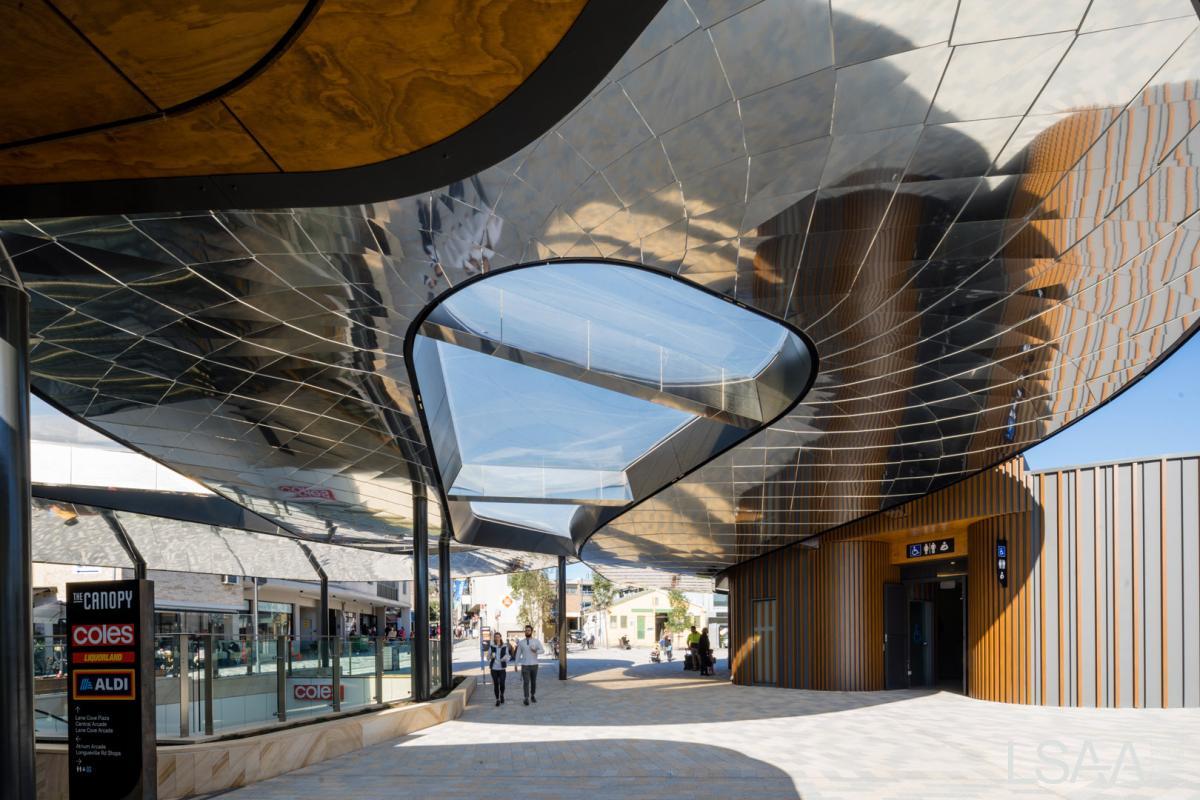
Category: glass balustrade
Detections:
[{"x1": 33, "y1": 633, "x2": 419, "y2": 740}]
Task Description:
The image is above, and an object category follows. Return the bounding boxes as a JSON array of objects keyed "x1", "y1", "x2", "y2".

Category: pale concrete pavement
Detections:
[{"x1": 205, "y1": 644, "x2": 1200, "y2": 799}]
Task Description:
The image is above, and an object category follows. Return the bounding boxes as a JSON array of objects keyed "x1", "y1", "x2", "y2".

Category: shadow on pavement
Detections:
[{"x1": 302, "y1": 738, "x2": 802, "y2": 799}]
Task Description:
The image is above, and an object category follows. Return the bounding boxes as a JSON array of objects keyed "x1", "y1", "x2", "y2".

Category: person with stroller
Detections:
[{"x1": 697, "y1": 628, "x2": 713, "y2": 676}]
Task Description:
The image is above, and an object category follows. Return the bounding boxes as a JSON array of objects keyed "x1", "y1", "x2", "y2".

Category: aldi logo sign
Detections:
[{"x1": 73, "y1": 669, "x2": 136, "y2": 701}]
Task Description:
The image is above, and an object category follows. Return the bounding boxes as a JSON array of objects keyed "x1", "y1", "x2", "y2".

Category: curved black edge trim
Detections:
[
  {"x1": 0, "y1": 0, "x2": 667, "y2": 218},
  {"x1": 711, "y1": 315, "x2": 1200, "y2": 583},
  {"x1": 401, "y1": 257, "x2": 821, "y2": 560},
  {"x1": 7, "y1": 0, "x2": 323, "y2": 153}
]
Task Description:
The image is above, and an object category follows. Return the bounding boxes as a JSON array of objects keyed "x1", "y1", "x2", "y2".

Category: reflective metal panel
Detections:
[{"x1": 5, "y1": 0, "x2": 1200, "y2": 582}]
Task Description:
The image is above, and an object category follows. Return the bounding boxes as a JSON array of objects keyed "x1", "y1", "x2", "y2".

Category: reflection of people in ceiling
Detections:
[{"x1": 418, "y1": 175, "x2": 504, "y2": 296}]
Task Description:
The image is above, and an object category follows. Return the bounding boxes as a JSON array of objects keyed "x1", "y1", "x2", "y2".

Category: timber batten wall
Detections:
[{"x1": 726, "y1": 455, "x2": 1200, "y2": 708}]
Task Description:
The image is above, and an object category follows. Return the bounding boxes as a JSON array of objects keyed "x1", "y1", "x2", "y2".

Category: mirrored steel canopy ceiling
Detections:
[{"x1": 4, "y1": 0, "x2": 1200, "y2": 584}]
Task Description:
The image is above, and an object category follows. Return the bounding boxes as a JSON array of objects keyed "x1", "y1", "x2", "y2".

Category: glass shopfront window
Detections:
[
  {"x1": 243, "y1": 600, "x2": 293, "y2": 638},
  {"x1": 259, "y1": 600, "x2": 293, "y2": 636},
  {"x1": 154, "y1": 609, "x2": 237, "y2": 635}
]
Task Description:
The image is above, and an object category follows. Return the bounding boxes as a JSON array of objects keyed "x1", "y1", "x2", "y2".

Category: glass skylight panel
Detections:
[
  {"x1": 437, "y1": 340, "x2": 693, "y2": 473},
  {"x1": 436, "y1": 262, "x2": 789, "y2": 382},
  {"x1": 450, "y1": 463, "x2": 630, "y2": 503}
]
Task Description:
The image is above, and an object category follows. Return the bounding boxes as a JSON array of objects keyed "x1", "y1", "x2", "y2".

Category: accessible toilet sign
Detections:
[
  {"x1": 66, "y1": 579, "x2": 157, "y2": 799},
  {"x1": 996, "y1": 540, "x2": 1009, "y2": 588}
]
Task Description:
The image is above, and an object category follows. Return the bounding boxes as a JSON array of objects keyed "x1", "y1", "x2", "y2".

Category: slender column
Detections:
[
  {"x1": 557, "y1": 556, "x2": 567, "y2": 680},
  {"x1": 319, "y1": 575, "x2": 329, "y2": 669},
  {"x1": 248, "y1": 576, "x2": 258, "y2": 674},
  {"x1": 438, "y1": 536, "x2": 453, "y2": 693},
  {"x1": 0, "y1": 284, "x2": 33, "y2": 800},
  {"x1": 411, "y1": 492, "x2": 430, "y2": 701},
  {"x1": 102, "y1": 509, "x2": 145, "y2": 580}
]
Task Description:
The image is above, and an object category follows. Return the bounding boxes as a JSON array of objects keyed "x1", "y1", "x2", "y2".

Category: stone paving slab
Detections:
[{"x1": 207, "y1": 647, "x2": 1200, "y2": 799}]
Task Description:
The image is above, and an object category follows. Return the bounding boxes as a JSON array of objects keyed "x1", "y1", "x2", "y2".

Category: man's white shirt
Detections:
[{"x1": 512, "y1": 636, "x2": 544, "y2": 666}]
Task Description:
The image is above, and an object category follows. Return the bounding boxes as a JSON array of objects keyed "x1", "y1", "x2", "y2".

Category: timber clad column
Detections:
[
  {"x1": 967, "y1": 513, "x2": 1034, "y2": 704},
  {"x1": 0, "y1": 283, "x2": 33, "y2": 799},
  {"x1": 412, "y1": 492, "x2": 430, "y2": 701}
]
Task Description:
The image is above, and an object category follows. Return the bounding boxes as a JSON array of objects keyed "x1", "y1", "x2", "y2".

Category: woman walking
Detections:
[{"x1": 485, "y1": 631, "x2": 511, "y2": 705}]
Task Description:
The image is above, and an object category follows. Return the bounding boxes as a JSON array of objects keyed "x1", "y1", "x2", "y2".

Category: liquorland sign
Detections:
[{"x1": 66, "y1": 579, "x2": 157, "y2": 799}]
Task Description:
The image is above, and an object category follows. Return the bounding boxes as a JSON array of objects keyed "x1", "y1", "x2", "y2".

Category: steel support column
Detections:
[
  {"x1": 319, "y1": 574, "x2": 329, "y2": 669},
  {"x1": 438, "y1": 536, "x2": 453, "y2": 693},
  {"x1": 0, "y1": 283, "x2": 34, "y2": 800},
  {"x1": 411, "y1": 492, "x2": 430, "y2": 701},
  {"x1": 557, "y1": 556, "x2": 567, "y2": 680},
  {"x1": 101, "y1": 509, "x2": 145, "y2": 580}
]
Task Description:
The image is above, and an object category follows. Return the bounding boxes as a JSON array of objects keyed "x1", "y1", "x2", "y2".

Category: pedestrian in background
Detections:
[{"x1": 485, "y1": 631, "x2": 511, "y2": 706}]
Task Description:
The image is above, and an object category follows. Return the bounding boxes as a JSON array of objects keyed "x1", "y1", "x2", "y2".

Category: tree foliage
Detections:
[
  {"x1": 508, "y1": 569, "x2": 556, "y2": 638},
  {"x1": 590, "y1": 573, "x2": 615, "y2": 612},
  {"x1": 665, "y1": 589, "x2": 690, "y2": 634}
]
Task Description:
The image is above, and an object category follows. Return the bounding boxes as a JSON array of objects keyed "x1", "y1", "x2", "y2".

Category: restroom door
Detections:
[{"x1": 909, "y1": 600, "x2": 934, "y2": 686}]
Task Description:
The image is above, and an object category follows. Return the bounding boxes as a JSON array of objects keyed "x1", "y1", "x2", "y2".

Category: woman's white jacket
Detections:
[{"x1": 486, "y1": 643, "x2": 511, "y2": 671}]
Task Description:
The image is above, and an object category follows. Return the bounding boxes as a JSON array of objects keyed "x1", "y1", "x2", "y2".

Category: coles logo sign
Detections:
[
  {"x1": 72, "y1": 623, "x2": 135, "y2": 647},
  {"x1": 293, "y1": 683, "x2": 345, "y2": 701},
  {"x1": 278, "y1": 485, "x2": 336, "y2": 501}
]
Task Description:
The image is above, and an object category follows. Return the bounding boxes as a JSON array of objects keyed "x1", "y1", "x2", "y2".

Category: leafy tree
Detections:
[
  {"x1": 508, "y1": 569, "x2": 556, "y2": 639},
  {"x1": 429, "y1": 598, "x2": 439, "y2": 624},
  {"x1": 664, "y1": 589, "x2": 690, "y2": 639},
  {"x1": 590, "y1": 573, "x2": 616, "y2": 646}
]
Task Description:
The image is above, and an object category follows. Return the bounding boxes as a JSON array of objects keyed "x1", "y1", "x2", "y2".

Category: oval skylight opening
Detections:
[{"x1": 408, "y1": 260, "x2": 815, "y2": 555}]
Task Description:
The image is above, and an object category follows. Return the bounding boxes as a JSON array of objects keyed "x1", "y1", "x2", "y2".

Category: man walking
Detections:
[{"x1": 513, "y1": 624, "x2": 544, "y2": 705}]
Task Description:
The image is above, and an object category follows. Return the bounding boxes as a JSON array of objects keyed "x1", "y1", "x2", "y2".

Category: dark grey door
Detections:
[
  {"x1": 909, "y1": 600, "x2": 934, "y2": 686},
  {"x1": 884, "y1": 583, "x2": 907, "y2": 689}
]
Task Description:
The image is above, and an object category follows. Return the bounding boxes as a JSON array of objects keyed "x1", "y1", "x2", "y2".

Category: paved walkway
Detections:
[{"x1": 210, "y1": 646, "x2": 1200, "y2": 799}]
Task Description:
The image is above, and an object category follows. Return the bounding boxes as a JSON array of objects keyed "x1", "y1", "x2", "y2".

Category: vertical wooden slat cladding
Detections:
[
  {"x1": 728, "y1": 542, "x2": 893, "y2": 689},
  {"x1": 966, "y1": 512, "x2": 1032, "y2": 703},
  {"x1": 727, "y1": 454, "x2": 1200, "y2": 708}
]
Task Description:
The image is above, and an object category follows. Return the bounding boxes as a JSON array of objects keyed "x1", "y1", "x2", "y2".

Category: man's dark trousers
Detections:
[{"x1": 521, "y1": 664, "x2": 539, "y2": 700}]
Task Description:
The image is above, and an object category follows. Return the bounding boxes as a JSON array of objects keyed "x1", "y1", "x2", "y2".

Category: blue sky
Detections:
[{"x1": 1022, "y1": 331, "x2": 1200, "y2": 470}]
